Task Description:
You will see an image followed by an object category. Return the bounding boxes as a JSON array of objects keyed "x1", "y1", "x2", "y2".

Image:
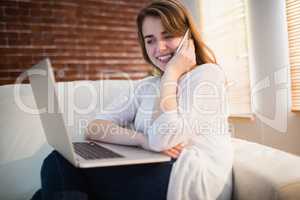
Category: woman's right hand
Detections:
[
  {"x1": 164, "y1": 38, "x2": 197, "y2": 80},
  {"x1": 162, "y1": 143, "x2": 186, "y2": 159}
]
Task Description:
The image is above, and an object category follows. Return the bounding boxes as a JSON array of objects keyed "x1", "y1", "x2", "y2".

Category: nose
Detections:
[{"x1": 157, "y1": 40, "x2": 167, "y2": 53}]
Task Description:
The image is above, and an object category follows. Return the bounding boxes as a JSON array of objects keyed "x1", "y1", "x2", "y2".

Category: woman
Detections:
[{"x1": 34, "y1": 0, "x2": 233, "y2": 199}]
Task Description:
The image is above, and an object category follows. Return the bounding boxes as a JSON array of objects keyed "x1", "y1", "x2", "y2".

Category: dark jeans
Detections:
[{"x1": 33, "y1": 150, "x2": 175, "y2": 200}]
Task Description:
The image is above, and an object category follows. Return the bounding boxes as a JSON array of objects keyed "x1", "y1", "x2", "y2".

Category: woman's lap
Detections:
[
  {"x1": 83, "y1": 160, "x2": 173, "y2": 200},
  {"x1": 40, "y1": 151, "x2": 90, "y2": 200},
  {"x1": 40, "y1": 150, "x2": 174, "y2": 200}
]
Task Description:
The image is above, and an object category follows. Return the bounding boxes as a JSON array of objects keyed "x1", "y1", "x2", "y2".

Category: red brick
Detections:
[
  {"x1": 41, "y1": 2, "x2": 78, "y2": 10},
  {"x1": 31, "y1": 40, "x2": 53, "y2": 46},
  {"x1": 26, "y1": 32, "x2": 40, "y2": 40},
  {"x1": 0, "y1": 38, "x2": 7, "y2": 45},
  {"x1": 0, "y1": 47, "x2": 42, "y2": 55},
  {"x1": 0, "y1": 47, "x2": 16, "y2": 55},
  {"x1": 32, "y1": 55, "x2": 48, "y2": 64},
  {"x1": 0, "y1": 7, "x2": 4, "y2": 17},
  {"x1": 1, "y1": 55, "x2": 33, "y2": 65},
  {"x1": 0, "y1": 0, "x2": 151, "y2": 85},
  {"x1": 79, "y1": 17, "x2": 136, "y2": 27},
  {"x1": 18, "y1": 1, "x2": 41, "y2": 9},
  {"x1": 52, "y1": 9, "x2": 76, "y2": 18},
  {"x1": 0, "y1": 1, "x2": 19, "y2": 8},
  {"x1": 0, "y1": 70, "x2": 24, "y2": 78},
  {"x1": 0, "y1": 79, "x2": 17, "y2": 85},
  {"x1": 41, "y1": 17, "x2": 64, "y2": 24},
  {"x1": 5, "y1": 8, "x2": 29, "y2": 16},
  {"x1": 0, "y1": 65, "x2": 7, "y2": 70},
  {"x1": 79, "y1": 9, "x2": 136, "y2": 21},
  {"x1": 30, "y1": 9, "x2": 52, "y2": 17},
  {"x1": 6, "y1": 23, "x2": 30, "y2": 31},
  {"x1": 50, "y1": 26, "x2": 75, "y2": 35},
  {"x1": 77, "y1": 0, "x2": 145, "y2": 13},
  {"x1": 20, "y1": 16, "x2": 52, "y2": 24},
  {"x1": 18, "y1": 32, "x2": 36, "y2": 39},
  {"x1": 18, "y1": 33, "x2": 33, "y2": 41},
  {"x1": 0, "y1": 15, "x2": 19, "y2": 23},
  {"x1": 43, "y1": 48, "x2": 69, "y2": 54},
  {"x1": 30, "y1": 24, "x2": 45, "y2": 32},
  {"x1": 0, "y1": 31, "x2": 18, "y2": 38},
  {"x1": 8, "y1": 38, "x2": 31, "y2": 46}
]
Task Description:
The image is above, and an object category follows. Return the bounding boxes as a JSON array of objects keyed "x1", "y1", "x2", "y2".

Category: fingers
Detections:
[
  {"x1": 173, "y1": 143, "x2": 184, "y2": 151},
  {"x1": 181, "y1": 36, "x2": 190, "y2": 52},
  {"x1": 189, "y1": 39, "x2": 195, "y2": 50},
  {"x1": 169, "y1": 147, "x2": 181, "y2": 155},
  {"x1": 162, "y1": 149, "x2": 179, "y2": 159},
  {"x1": 185, "y1": 39, "x2": 195, "y2": 55},
  {"x1": 187, "y1": 39, "x2": 196, "y2": 68},
  {"x1": 162, "y1": 143, "x2": 186, "y2": 159},
  {"x1": 181, "y1": 39, "x2": 195, "y2": 61},
  {"x1": 184, "y1": 38, "x2": 193, "y2": 48}
]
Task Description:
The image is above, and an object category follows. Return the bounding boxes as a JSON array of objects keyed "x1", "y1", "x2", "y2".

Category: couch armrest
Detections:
[{"x1": 232, "y1": 138, "x2": 300, "y2": 200}]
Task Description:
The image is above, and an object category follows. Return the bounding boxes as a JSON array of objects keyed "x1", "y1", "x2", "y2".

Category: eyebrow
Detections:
[
  {"x1": 143, "y1": 35, "x2": 153, "y2": 40},
  {"x1": 143, "y1": 31, "x2": 169, "y2": 40}
]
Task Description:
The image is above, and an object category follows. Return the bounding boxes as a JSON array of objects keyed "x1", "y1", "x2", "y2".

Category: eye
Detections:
[
  {"x1": 164, "y1": 33, "x2": 175, "y2": 39},
  {"x1": 146, "y1": 39, "x2": 153, "y2": 44},
  {"x1": 145, "y1": 38, "x2": 154, "y2": 45}
]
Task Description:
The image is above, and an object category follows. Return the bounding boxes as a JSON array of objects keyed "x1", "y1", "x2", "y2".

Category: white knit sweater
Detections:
[{"x1": 95, "y1": 63, "x2": 233, "y2": 200}]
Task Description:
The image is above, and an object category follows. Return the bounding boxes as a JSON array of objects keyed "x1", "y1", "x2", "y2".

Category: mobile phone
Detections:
[{"x1": 175, "y1": 29, "x2": 190, "y2": 54}]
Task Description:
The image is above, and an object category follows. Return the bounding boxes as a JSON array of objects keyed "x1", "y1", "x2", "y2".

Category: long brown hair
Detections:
[{"x1": 136, "y1": 0, "x2": 216, "y2": 76}]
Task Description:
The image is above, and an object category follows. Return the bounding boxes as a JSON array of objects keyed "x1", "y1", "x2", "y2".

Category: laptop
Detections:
[{"x1": 28, "y1": 58, "x2": 171, "y2": 168}]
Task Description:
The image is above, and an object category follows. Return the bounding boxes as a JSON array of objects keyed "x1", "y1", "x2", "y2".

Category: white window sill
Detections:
[{"x1": 228, "y1": 113, "x2": 255, "y2": 122}]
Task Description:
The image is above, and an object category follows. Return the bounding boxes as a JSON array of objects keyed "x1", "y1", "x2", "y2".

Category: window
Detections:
[
  {"x1": 200, "y1": 0, "x2": 252, "y2": 116},
  {"x1": 286, "y1": 0, "x2": 300, "y2": 111}
]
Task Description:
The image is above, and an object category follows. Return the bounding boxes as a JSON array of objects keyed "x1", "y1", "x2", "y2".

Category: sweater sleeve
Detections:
[
  {"x1": 146, "y1": 64, "x2": 228, "y2": 151},
  {"x1": 94, "y1": 80, "x2": 142, "y2": 127}
]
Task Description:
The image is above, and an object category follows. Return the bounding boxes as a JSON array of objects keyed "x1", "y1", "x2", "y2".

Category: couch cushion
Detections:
[
  {"x1": 2, "y1": 81, "x2": 300, "y2": 200},
  {"x1": 0, "y1": 80, "x2": 136, "y2": 200},
  {"x1": 232, "y1": 138, "x2": 300, "y2": 200}
]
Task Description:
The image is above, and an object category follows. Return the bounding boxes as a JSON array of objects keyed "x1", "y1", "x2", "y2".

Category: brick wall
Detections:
[{"x1": 0, "y1": 0, "x2": 152, "y2": 85}]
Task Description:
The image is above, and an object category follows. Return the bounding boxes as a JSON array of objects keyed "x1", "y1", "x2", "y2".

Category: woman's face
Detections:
[{"x1": 142, "y1": 16, "x2": 183, "y2": 71}]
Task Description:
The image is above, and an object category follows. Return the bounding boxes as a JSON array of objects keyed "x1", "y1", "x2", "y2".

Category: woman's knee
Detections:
[
  {"x1": 41, "y1": 150, "x2": 88, "y2": 192},
  {"x1": 41, "y1": 150, "x2": 66, "y2": 180}
]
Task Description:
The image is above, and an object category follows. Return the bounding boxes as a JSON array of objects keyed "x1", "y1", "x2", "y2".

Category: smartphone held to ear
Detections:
[{"x1": 175, "y1": 29, "x2": 190, "y2": 54}]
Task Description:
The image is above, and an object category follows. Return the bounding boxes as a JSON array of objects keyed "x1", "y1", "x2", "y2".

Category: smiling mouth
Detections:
[{"x1": 156, "y1": 53, "x2": 174, "y2": 63}]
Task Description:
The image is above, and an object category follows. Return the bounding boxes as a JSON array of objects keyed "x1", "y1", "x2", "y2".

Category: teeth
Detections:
[{"x1": 157, "y1": 54, "x2": 172, "y2": 62}]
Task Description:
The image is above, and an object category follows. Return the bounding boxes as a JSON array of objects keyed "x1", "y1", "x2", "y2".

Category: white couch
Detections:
[{"x1": 1, "y1": 80, "x2": 300, "y2": 200}]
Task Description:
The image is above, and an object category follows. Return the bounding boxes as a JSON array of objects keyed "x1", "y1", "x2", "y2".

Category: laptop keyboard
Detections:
[{"x1": 73, "y1": 142, "x2": 123, "y2": 160}]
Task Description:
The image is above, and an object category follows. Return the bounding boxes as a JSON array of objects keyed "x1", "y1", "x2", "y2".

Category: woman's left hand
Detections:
[
  {"x1": 162, "y1": 143, "x2": 186, "y2": 159},
  {"x1": 164, "y1": 38, "x2": 197, "y2": 79}
]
